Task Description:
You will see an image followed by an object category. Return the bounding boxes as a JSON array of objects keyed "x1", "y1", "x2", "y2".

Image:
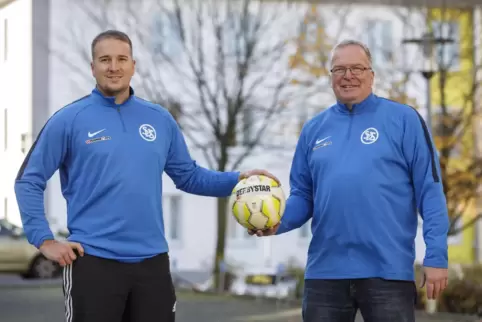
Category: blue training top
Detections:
[
  {"x1": 277, "y1": 93, "x2": 449, "y2": 281},
  {"x1": 14, "y1": 87, "x2": 240, "y2": 262}
]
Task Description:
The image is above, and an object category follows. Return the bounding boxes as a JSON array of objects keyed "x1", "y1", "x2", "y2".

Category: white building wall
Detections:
[
  {"x1": 1, "y1": 0, "x2": 432, "y2": 271},
  {"x1": 0, "y1": 0, "x2": 33, "y2": 227}
]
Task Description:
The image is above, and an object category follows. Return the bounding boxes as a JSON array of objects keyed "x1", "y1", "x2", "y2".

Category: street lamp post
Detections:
[{"x1": 402, "y1": 31, "x2": 454, "y2": 133}]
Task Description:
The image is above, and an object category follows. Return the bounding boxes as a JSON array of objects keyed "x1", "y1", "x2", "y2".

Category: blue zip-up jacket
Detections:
[
  {"x1": 277, "y1": 93, "x2": 449, "y2": 281},
  {"x1": 14, "y1": 87, "x2": 240, "y2": 262}
]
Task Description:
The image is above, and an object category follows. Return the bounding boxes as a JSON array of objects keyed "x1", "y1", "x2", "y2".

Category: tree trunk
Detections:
[
  {"x1": 213, "y1": 197, "x2": 229, "y2": 290},
  {"x1": 212, "y1": 145, "x2": 230, "y2": 290}
]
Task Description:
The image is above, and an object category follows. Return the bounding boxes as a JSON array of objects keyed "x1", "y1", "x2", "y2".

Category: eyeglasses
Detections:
[{"x1": 330, "y1": 66, "x2": 372, "y2": 76}]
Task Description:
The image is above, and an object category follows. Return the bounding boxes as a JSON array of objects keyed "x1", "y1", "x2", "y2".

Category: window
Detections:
[
  {"x1": 164, "y1": 195, "x2": 182, "y2": 241},
  {"x1": 431, "y1": 21, "x2": 459, "y2": 71},
  {"x1": 363, "y1": 20, "x2": 393, "y2": 67}
]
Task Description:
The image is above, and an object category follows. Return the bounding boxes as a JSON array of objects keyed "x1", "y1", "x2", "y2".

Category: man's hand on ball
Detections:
[
  {"x1": 239, "y1": 169, "x2": 281, "y2": 185},
  {"x1": 248, "y1": 222, "x2": 280, "y2": 237}
]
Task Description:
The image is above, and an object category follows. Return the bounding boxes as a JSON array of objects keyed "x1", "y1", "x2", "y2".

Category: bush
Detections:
[
  {"x1": 438, "y1": 264, "x2": 482, "y2": 315},
  {"x1": 460, "y1": 265, "x2": 482, "y2": 284},
  {"x1": 439, "y1": 279, "x2": 482, "y2": 314}
]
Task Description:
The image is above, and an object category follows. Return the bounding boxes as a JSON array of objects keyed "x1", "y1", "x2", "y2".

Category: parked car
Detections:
[{"x1": 0, "y1": 219, "x2": 61, "y2": 279}]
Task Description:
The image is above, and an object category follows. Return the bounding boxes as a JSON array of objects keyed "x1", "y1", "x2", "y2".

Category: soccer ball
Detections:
[{"x1": 229, "y1": 175, "x2": 286, "y2": 230}]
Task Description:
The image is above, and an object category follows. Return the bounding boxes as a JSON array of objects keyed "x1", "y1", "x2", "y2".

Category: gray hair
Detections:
[{"x1": 330, "y1": 39, "x2": 373, "y2": 67}]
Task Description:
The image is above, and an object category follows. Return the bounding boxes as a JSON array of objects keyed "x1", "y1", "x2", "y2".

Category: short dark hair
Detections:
[{"x1": 91, "y1": 30, "x2": 133, "y2": 59}]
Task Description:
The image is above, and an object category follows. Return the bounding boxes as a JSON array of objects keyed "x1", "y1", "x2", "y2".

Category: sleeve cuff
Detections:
[
  {"x1": 33, "y1": 234, "x2": 55, "y2": 249},
  {"x1": 275, "y1": 221, "x2": 290, "y2": 235},
  {"x1": 423, "y1": 258, "x2": 448, "y2": 269},
  {"x1": 231, "y1": 171, "x2": 241, "y2": 185}
]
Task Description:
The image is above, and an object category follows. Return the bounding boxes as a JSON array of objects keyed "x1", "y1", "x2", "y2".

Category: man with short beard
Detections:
[{"x1": 15, "y1": 29, "x2": 280, "y2": 322}]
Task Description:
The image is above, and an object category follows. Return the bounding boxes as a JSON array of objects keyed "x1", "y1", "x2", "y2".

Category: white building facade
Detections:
[{"x1": 1, "y1": 0, "x2": 479, "y2": 271}]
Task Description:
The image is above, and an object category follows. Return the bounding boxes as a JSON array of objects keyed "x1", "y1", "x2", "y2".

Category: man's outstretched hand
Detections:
[
  {"x1": 39, "y1": 240, "x2": 84, "y2": 267},
  {"x1": 248, "y1": 222, "x2": 281, "y2": 237},
  {"x1": 239, "y1": 169, "x2": 281, "y2": 186}
]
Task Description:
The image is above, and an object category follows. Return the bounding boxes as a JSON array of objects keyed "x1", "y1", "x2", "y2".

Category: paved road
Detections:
[
  {"x1": 1, "y1": 287, "x2": 305, "y2": 322},
  {"x1": 0, "y1": 283, "x2": 478, "y2": 322}
]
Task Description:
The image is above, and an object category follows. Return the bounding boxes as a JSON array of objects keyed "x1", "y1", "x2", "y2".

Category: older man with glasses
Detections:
[{"x1": 250, "y1": 39, "x2": 449, "y2": 322}]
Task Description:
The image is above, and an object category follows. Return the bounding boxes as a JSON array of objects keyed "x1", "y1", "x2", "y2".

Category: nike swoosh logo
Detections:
[
  {"x1": 88, "y1": 129, "x2": 106, "y2": 138},
  {"x1": 315, "y1": 136, "x2": 331, "y2": 145}
]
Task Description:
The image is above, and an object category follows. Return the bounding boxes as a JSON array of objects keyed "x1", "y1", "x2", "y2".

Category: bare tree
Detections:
[
  {"x1": 394, "y1": 6, "x2": 482, "y2": 237},
  {"x1": 287, "y1": 4, "x2": 414, "y2": 119},
  {"x1": 51, "y1": 0, "x2": 306, "y2": 283},
  {"x1": 286, "y1": 4, "x2": 357, "y2": 131}
]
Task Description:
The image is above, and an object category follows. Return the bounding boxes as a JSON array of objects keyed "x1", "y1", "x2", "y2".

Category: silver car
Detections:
[{"x1": 0, "y1": 219, "x2": 61, "y2": 279}]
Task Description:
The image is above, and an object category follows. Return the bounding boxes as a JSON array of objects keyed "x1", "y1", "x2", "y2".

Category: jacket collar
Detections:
[
  {"x1": 333, "y1": 93, "x2": 378, "y2": 115},
  {"x1": 91, "y1": 86, "x2": 135, "y2": 107}
]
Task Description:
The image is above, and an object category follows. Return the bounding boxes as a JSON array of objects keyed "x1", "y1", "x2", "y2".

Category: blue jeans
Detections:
[{"x1": 302, "y1": 279, "x2": 416, "y2": 322}]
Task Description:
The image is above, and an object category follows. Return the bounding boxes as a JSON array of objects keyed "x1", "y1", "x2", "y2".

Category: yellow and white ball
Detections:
[{"x1": 229, "y1": 175, "x2": 286, "y2": 230}]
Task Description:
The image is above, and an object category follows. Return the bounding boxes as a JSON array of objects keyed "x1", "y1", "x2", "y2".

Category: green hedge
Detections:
[{"x1": 439, "y1": 265, "x2": 482, "y2": 314}]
